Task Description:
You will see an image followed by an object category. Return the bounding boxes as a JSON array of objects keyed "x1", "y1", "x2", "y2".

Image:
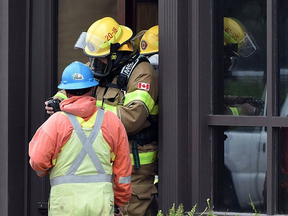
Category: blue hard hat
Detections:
[{"x1": 58, "y1": 61, "x2": 99, "y2": 90}]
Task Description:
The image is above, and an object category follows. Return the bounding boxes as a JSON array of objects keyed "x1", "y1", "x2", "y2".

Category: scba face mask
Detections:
[{"x1": 89, "y1": 57, "x2": 108, "y2": 78}]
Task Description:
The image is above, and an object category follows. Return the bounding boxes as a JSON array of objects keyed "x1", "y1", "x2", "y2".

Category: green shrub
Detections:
[
  {"x1": 156, "y1": 199, "x2": 216, "y2": 216},
  {"x1": 157, "y1": 196, "x2": 259, "y2": 216}
]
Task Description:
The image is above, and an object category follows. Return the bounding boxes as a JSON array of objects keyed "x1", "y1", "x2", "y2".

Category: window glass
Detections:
[
  {"x1": 216, "y1": 0, "x2": 267, "y2": 117},
  {"x1": 279, "y1": 1, "x2": 288, "y2": 117},
  {"x1": 214, "y1": 0, "x2": 267, "y2": 213},
  {"x1": 214, "y1": 126, "x2": 267, "y2": 213}
]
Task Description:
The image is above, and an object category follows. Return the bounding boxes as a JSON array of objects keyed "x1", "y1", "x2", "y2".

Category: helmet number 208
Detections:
[{"x1": 105, "y1": 27, "x2": 118, "y2": 41}]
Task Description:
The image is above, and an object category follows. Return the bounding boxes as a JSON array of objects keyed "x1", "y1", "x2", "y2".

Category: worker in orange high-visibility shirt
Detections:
[{"x1": 29, "y1": 61, "x2": 131, "y2": 216}]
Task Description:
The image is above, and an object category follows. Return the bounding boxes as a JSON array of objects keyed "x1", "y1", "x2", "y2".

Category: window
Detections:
[{"x1": 208, "y1": 0, "x2": 288, "y2": 214}]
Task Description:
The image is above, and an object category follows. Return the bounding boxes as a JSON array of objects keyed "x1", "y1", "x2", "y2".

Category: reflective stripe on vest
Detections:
[
  {"x1": 54, "y1": 91, "x2": 67, "y2": 100},
  {"x1": 50, "y1": 109, "x2": 112, "y2": 187},
  {"x1": 130, "y1": 150, "x2": 158, "y2": 166},
  {"x1": 124, "y1": 90, "x2": 156, "y2": 114}
]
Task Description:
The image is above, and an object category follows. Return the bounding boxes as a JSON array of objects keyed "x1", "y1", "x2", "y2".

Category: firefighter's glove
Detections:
[
  {"x1": 224, "y1": 96, "x2": 264, "y2": 115},
  {"x1": 224, "y1": 96, "x2": 251, "y2": 105},
  {"x1": 240, "y1": 103, "x2": 262, "y2": 116},
  {"x1": 245, "y1": 97, "x2": 264, "y2": 112}
]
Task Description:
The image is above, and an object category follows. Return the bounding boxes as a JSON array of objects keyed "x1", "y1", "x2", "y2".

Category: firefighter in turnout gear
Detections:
[
  {"x1": 140, "y1": 25, "x2": 159, "y2": 75},
  {"x1": 131, "y1": 25, "x2": 159, "y2": 75},
  {"x1": 140, "y1": 25, "x2": 159, "y2": 74},
  {"x1": 220, "y1": 17, "x2": 264, "y2": 210},
  {"x1": 45, "y1": 17, "x2": 158, "y2": 216},
  {"x1": 30, "y1": 61, "x2": 132, "y2": 216},
  {"x1": 222, "y1": 17, "x2": 263, "y2": 116}
]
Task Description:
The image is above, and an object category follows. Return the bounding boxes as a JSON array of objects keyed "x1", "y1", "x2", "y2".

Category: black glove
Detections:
[{"x1": 245, "y1": 97, "x2": 264, "y2": 111}]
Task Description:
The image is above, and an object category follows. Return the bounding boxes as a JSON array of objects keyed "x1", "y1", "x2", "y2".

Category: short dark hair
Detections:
[{"x1": 66, "y1": 87, "x2": 91, "y2": 96}]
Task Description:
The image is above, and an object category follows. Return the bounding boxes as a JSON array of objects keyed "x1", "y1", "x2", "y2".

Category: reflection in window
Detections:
[
  {"x1": 279, "y1": 1, "x2": 288, "y2": 117},
  {"x1": 217, "y1": 0, "x2": 267, "y2": 117},
  {"x1": 214, "y1": 126, "x2": 267, "y2": 212}
]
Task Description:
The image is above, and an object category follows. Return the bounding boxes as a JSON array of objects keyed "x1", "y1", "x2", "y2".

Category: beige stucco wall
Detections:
[{"x1": 57, "y1": 0, "x2": 117, "y2": 83}]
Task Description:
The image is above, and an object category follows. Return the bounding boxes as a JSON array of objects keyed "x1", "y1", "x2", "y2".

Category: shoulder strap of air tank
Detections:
[{"x1": 117, "y1": 53, "x2": 149, "y2": 90}]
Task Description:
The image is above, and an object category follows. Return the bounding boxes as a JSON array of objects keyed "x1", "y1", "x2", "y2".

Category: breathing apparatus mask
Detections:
[
  {"x1": 88, "y1": 47, "x2": 136, "y2": 80},
  {"x1": 89, "y1": 57, "x2": 107, "y2": 77}
]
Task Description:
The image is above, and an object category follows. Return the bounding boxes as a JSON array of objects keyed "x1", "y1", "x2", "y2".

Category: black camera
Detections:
[
  {"x1": 114, "y1": 205, "x2": 120, "y2": 214},
  {"x1": 47, "y1": 97, "x2": 61, "y2": 112}
]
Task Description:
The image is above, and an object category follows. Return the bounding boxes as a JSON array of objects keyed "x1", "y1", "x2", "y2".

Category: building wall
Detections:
[
  {"x1": 1, "y1": 0, "x2": 285, "y2": 216},
  {"x1": 0, "y1": 0, "x2": 28, "y2": 215},
  {"x1": 57, "y1": 0, "x2": 117, "y2": 82}
]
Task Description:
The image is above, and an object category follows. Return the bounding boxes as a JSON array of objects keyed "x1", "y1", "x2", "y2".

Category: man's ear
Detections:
[{"x1": 65, "y1": 90, "x2": 71, "y2": 98}]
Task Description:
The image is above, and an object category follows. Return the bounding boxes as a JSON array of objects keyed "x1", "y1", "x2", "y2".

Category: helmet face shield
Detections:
[
  {"x1": 74, "y1": 32, "x2": 108, "y2": 57},
  {"x1": 238, "y1": 32, "x2": 258, "y2": 57},
  {"x1": 223, "y1": 17, "x2": 258, "y2": 58}
]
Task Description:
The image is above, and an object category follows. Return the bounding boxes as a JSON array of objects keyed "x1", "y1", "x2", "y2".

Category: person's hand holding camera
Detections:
[{"x1": 45, "y1": 97, "x2": 61, "y2": 115}]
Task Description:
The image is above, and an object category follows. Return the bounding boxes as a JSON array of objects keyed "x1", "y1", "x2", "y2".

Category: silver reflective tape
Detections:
[
  {"x1": 119, "y1": 175, "x2": 131, "y2": 184},
  {"x1": 50, "y1": 174, "x2": 112, "y2": 187}
]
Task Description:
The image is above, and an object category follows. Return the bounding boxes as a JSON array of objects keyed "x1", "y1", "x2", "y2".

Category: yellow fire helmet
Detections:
[
  {"x1": 140, "y1": 25, "x2": 159, "y2": 55},
  {"x1": 74, "y1": 17, "x2": 133, "y2": 57},
  {"x1": 224, "y1": 17, "x2": 258, "y2": 57}
]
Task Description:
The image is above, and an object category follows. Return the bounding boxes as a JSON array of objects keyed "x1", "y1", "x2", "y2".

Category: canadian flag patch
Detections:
[{"x1": 138, "y1": 82, "x2": 150, "y2": 91}]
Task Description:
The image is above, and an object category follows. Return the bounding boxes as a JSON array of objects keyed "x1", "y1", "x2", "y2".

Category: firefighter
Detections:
[
  {"x1": 46, "y1": 17, "x2": 158, "y2": 216},
  {"x1": 140, "y1": 25, "x2": 159, "y2": 74},
  {"x1": 223, "y1": 17, "x2": 263, "y2": 116},
  {"x1": 30, "y1": 61, "x2": 132, "y2": 216},
  {"x1": 220, "y1": 17, "x2": 264, "y2": 210}
]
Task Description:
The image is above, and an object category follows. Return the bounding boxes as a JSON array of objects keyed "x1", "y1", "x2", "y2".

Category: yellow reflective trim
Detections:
[
  {"x1": 154, "y1": 175, "x2": 159, "y2": 184},
  {"x1": 224, "y1": 31, "x2": 238, "y2": 45},
  {"x1": 130, "y1": 150, "x2": 157, "y2": 166},
  {"x1": 111, "y1": 152, "x2": 116, "y2": 162},
  {"x1": 96, "y1": 100, "x2": 102, "y2": 107},
  {"x1": 96, "y1": 100, "x2": 118, "y2": 115},
  {"x1": 99, "y1": 26, "x2": 122, "y2": 48},
  {"x1": 52, "y1": 159, "x2": 56, "y2": 166},
  {"x1": 150, "y1": 104, "x2": 158, "y2": 115},
  {"x1": 54, "y1": 92, "x2": 67, "y2": 100},
  {"x1": 124, "y1": 90, "x2": 155, "y2": 113},
  {"x1": 229, "y1": 107, "x2": 240, "y2": 116}
]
